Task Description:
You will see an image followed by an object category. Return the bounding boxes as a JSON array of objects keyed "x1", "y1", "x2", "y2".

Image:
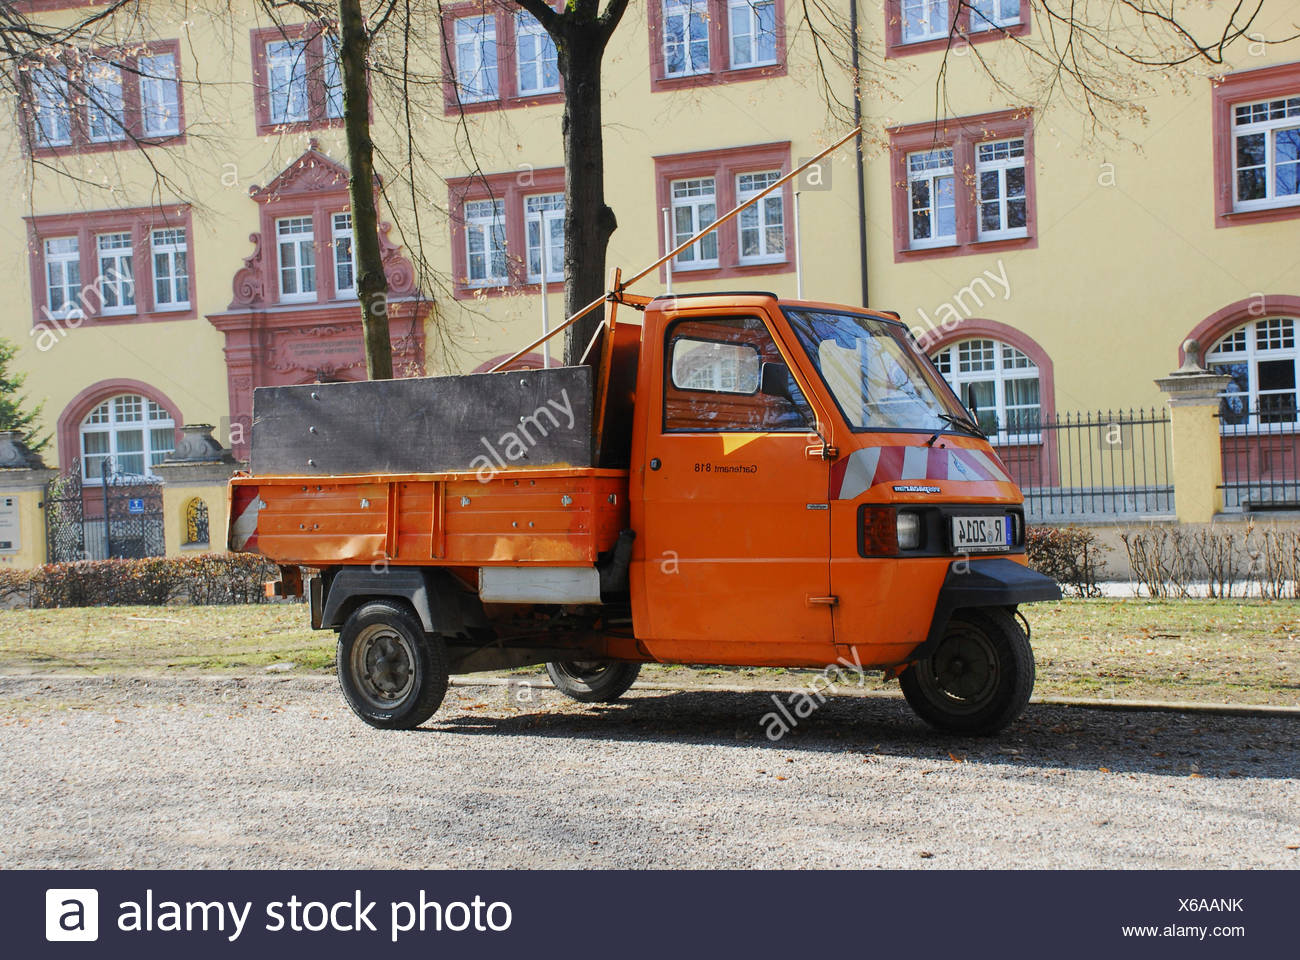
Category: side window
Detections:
[{"x1": 664, "y1": 316, "x2": 812, "y2": 432}]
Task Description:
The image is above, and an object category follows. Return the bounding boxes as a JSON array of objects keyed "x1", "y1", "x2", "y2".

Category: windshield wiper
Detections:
[{"x1": 929, "y1": 412, "x2": 986, "y2": 444}]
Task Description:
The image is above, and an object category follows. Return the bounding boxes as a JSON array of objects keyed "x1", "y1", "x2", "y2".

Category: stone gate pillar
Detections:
[
  {"x1": 1155, "y1": 339, "x2": 1232, "y2": 524},
  {"x1": 0, "y1": 431, "x2": 55, "y2": 569},
  {"x1": 153, "y1": 425, "x2": 237, "y2": 555}
]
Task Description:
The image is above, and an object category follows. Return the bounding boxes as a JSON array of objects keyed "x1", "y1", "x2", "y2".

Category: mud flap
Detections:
[{"x1": 916, "y1": 558, "x2": 1061, "y2": 661}]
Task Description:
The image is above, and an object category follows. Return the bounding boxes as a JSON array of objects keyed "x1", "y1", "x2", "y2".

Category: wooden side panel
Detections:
[
  {"x1": 250, "y1": 366, "x2": 594, "y2": 476},
  {"x1": 233, "y1": 470, "x2": 628, "y2": 567}
]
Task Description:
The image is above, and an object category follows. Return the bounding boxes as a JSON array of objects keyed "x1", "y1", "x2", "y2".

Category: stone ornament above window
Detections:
[{"x1": 228, "y1": 143, "x2": 417, "y2": 308}]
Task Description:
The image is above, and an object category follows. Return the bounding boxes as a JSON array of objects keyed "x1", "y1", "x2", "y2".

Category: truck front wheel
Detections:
[
  {"x1": 545, "y1": 660, "x2": 642, "y2": 703},
  {"x1": 337, "y1": 600, "x2": 449, "y2": 729},
  {"x1": 899, "y1": 608, "x2": 1034, "y2": 736}
]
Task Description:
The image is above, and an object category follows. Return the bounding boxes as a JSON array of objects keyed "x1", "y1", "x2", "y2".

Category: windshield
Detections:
[{"x1": 783, "y1": 308, "x2": 969, "y2": 432}]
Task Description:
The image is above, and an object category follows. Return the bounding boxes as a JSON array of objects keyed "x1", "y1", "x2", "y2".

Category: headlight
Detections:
[{"x1": 896, "y1": 511, "x2": 922, "y2": 550}]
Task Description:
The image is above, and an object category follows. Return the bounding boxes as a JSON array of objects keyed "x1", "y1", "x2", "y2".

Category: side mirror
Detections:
[{"x1": 759, "y1": 361, "x2": 792, "y2": 400}]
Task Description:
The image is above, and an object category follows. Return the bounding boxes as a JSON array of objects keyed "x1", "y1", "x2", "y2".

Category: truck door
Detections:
[{"x1": 634, "y1": 313, "x2": 835, "y2": 664}]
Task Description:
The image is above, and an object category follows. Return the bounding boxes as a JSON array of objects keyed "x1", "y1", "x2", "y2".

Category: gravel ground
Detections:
[{"x1": 2, "y1": 674, "x2": 1297, "y2": 869}]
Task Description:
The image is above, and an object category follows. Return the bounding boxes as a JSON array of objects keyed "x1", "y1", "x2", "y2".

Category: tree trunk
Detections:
[
  {"x1": 556, "y1": 23, "x2": 618, "y2": 366},
  {"x1": 338, "y1": 0, "x2": 393, "y2": 380}
]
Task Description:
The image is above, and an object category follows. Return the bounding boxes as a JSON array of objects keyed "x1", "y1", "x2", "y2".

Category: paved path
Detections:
[{"x1": 2, "y1": 675, "x2": 1296, "y2": 869}]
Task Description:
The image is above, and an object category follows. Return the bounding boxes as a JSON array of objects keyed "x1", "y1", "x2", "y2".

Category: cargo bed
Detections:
[{"x1": 229, "y1": 467, "x2": 629, "y2": 567}]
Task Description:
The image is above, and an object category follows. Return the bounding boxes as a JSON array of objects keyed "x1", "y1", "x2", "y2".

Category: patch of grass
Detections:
[
  {"x1": 0, "y1": 605, "x2": 330, "y2": 675},
  {"x1": 0, "y1": 599, "x2": 1294, "y2": 706}
]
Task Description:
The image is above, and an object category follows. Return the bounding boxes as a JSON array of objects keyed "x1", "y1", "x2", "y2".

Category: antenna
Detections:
[{"x1": 489, "y1": 125, "x2": 862, "y2": 373}]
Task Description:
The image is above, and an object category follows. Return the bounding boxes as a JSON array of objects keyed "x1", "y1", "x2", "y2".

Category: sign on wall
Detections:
[{"x1": 0, "y1": 496, "x2": 20, "y2": 554}]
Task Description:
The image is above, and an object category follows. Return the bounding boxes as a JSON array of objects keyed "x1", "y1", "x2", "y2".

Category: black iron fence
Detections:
[
  {"x1": 43, "y1": 458, "x2": 166, "y2": 561},
  {"x1": 1217, "y1": 407, "x2": 1300, "y2": 511},
  {"x1": 994, "y1": 408, "x2": 1174, "y2": 522}
]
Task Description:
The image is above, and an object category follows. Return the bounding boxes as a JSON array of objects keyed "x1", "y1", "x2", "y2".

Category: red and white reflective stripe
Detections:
[
  {"x1": 229, "y1": 487, "x2": 263, "y2": 553},
  {"x1": 831, "y1": 445, "x2": 1013, "y2": 500}
]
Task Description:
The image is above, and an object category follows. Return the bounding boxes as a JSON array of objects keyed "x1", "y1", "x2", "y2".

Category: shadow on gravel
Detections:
[{"x1": 432, "y1": 689, "x2": 1299, "y2": 782}]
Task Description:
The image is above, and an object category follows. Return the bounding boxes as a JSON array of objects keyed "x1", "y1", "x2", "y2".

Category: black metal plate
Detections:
[{"x1": 250, "y1": 367, "x2": 594, "y2": 476}]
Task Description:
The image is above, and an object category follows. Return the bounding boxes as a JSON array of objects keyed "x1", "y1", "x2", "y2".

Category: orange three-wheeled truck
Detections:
[{"x1": 228, "y1": 291, "x2": 1061, "y2": 735}]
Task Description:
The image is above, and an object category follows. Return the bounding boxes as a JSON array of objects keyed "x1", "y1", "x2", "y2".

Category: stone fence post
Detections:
[
  {"x1": 0, "y1": 431, "x2": 54, "y2": 568},
  {"x1": 152, "y1": 425, "x2": 238, "y2": 555},
  {"x1": 1154, "y1": 339, "x2": 1231, "y2": 523}
]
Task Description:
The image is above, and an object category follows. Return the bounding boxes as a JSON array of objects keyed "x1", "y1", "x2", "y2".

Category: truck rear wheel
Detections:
[
  {"x1": 337, "y1": 600, "x2": 449, "y2": 729},
  {"x1": 899, "y1": 608, "x2": 1034, "y2": 736},
  {"x1": 545, "y1": 660, "x2": 642, "y2": 703}
]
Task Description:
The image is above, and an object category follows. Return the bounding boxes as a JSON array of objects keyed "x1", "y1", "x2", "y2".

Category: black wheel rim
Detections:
[
  {"x1": 915, "y1": 622, "x2": 999, "y2": 715},
  {"x1": 351, "y1": 624, "x2": 417, "y2": 710}
]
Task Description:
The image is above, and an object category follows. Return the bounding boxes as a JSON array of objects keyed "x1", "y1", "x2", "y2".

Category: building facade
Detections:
[{"x1": 2, "y1": 1, "x2": 1298, "y2": 559}]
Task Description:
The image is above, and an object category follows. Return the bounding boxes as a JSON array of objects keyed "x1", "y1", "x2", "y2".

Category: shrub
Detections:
[
  {"x1": 3, "y1": 553, "x2": 286, "y2": 608},
  {"x1": 1025, "y1": 525, "x2": 1108, "y2": 598}
]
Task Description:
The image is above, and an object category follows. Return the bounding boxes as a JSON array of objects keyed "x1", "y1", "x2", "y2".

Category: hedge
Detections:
[{"x1": 0, "y1": 553, "x2": 286, "y2": 608}]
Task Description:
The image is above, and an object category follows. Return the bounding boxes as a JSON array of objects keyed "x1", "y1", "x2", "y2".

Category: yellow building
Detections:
[{"x1": 2, "y1": 1, "x2": 1299, "y2": 560}]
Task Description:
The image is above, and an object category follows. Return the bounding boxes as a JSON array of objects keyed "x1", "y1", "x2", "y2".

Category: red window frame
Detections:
[
  {"x1": 446, "y1": 167, "x2": 566, "y2": 299},
  {"x1": 21, "y1": 39, "x2": 186, "y2": 158},
  {"x1": 439, "y1": 2, "x2": 565, "y2": 115},
  {"x1": 25, "y1": 205, "x2": 196, "y2": 330},
  {"x1": 254, "y1": 189, "x2": 355, "y2": 308},
  {"x1": 251, "y1": 23, "x2": 344, "y2": 136},
  {"x1": 647, "y1": 0, "x2": 787, "y2": 92},
  {"x1": 888, "y1": 107, "x2": 1037, "y2": 262},
  {"x1": 653, "y1": 141, "x2": 793, "y2": 282},
  {"x1": 1211, "y1": 60, "x2": 1300, "y2": 229},
  {"x1": 884, "y1": 0, "x2": 1029, "y2": 58},
  {"x1": 11, "y1": 2, "x2": 108, "y2": 11}
]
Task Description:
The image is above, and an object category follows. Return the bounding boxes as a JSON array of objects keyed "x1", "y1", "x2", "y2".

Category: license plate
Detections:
[{"x1": 951, "y1": 515, "x2": 1012, "y2": 552}]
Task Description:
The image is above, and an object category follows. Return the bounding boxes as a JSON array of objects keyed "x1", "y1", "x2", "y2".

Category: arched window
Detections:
[
  {"x1": 930, "y1": 338, "x2": 1041, "y2": 440},
  {"x1": 80, "y1": 394, "x2": 175, "y2": 482},
  {"x1": 1206, "y1": 316, "x2": 1299, "y2": 426},
  {"x1": 184, "y1": 497, "x2": 210, "y2": 546}
]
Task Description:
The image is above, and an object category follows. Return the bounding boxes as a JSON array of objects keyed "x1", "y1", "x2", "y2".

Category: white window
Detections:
[
  {"x1": 900, "y1": 0, "x2": 949, "y2": 43},
  {"x1": 969, "y1": 0, "x2": 1020, "y2": 32},
  {"x1": 138, "y1": 53, "x2": 181, "y2": 137},
  {"x1": 976, "y1": 138, "x2": 1027, "y2": 239},
  {"x1": 736, "y1": 170, "x2": 785, "y2": 263},
  {"x1": 454, "y1": 17, "x2": 499, "y2": 103},
  {"x1": 524, "y1": 193, "x2": 565, "y2": 283},
  {"x1": 277, "y1": 216, "x2": 316, "y2": 301},
  {"x1": 324, "y1": 36, "x2": 344, "y2": 119},
  {"x1": 932, "y1": 339, "x2": 1041, "y2": 440},
  {"x1": 671, "y1": 177, "x2": 718, "y2": 268},
  {"x1": 907, "y1": 148, "x2": 956, "y2": 248},
  {"x1": 464, "y1": 198, "x2": 507, "y2": 286},
  {"x1": 44, "y1": 237, "x2": 81, "y2": 317},
  {"x1": 332, "y1": 212, "x2": 354, "y2": 295},
  {"x1": 516, "y1": 13, "x2": 559, "y2": 96},
  {"x1": 729, "y1": 0, "x2": 777, "y2": 68},
  {"x1": 1233, "y1": 96, "x2": 1300, "y2": 211},
  {"x1": 151, "y1": 228, "x2": 189, "y2": 309},
  {"x1": 1208, "y1": 317, "x2": 1300, "y2": 426},
  {"x1": 663, "y1": 0, "x2": 711, "y2": 77},
  {"x1": 85, "y1": 62, "x2": 125, "y2": 143},
  {"x1": 31, "y1": 68, "x2": 72, "y2": 147},
  {"x1": 96, "y1": 232, "x2": 135, "y2": 315},
  {"x1": 80, "y1": 394, "x2": 174, "y2": 482},
  {"x1": 266, "y1": 39, "x2": 309, "y2": 123}
]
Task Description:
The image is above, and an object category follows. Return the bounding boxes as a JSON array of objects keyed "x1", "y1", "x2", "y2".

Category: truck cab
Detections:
[{"x1": 231, "y1": 290, "x2": 1059, "y2": 736}]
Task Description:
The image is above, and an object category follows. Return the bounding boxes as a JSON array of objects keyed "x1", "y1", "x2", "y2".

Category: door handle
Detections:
[{"x1": 806, "y1": 595, "x2": 838, "y2": 606}]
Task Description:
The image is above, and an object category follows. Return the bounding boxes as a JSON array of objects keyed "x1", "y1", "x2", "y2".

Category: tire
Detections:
[
  {"x1": 336, "y1": 600, "x2": 449, "y2": 729},
  {"x1": 545, "y1": 660, "x2": 642, "y2": 703},
  {"x1": 899, "y1": 607, "x2": 1034, "y2": 736}
]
